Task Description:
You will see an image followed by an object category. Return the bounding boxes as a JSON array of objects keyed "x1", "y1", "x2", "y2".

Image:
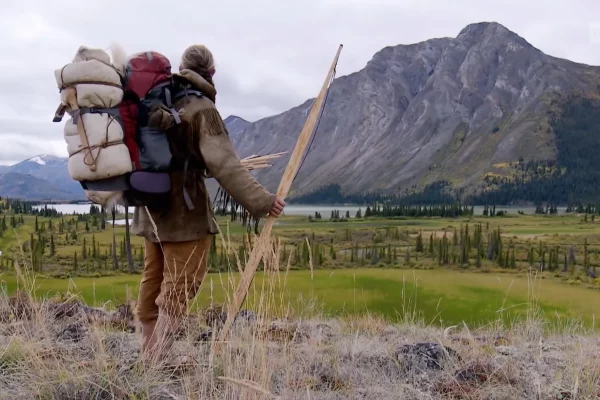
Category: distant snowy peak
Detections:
[
  {"x1": 7, "y1": 154, "x2": 79, "y2": 196},
  {"x1": 21, "y1": 155, "x2": 67, "y2": 167},
  {"x1": 29, "y1": 156, "x2": 47, "y2": 165}
]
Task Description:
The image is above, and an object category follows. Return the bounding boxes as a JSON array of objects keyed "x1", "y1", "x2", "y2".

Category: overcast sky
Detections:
[{"x1": 1, "y1": 0, "x2": 599, "y2": 165}]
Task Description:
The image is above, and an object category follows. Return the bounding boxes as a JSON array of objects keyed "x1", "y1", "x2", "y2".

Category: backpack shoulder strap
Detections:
[
  {"x1": 173, "y1": 87, "x2": 204, "y2": 102},
  {"x1": 172, "y1": 74, "x2": 207, "y2": 102}
]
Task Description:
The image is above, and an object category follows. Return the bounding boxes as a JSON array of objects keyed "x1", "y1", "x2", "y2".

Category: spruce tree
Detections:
[
  {"x1": 487, "y1": 233, "x2": 494, "y2": 260},
  {"x1": 584, "y1": 238, "x2": 589, "y2": 271},
  {"x1": 528, "y1": 246, "x2": 535, "y2": 266},
  {"x1": 465, "y1": 224, "x2": 471, "y2": 249},
  {"x1": 569, "y1": 245, "x2": 576, "y2": 265},
  {"x1": 443, "y1": 233, "x2": 450, "y2": 265},
  {"x1": 497, "y1": 245, "x2": 504, "y2": 267},
  {"x1": 416, "y1": 232, "x2": 424, "y2": 253},
  {"x1": 540, "y1": 250, "x2": 546, "y2": 271},
  {"x1": 429, "y1": 234, "x2": 434, "y2": 256},
  {"x1": 318, "y1": 245, "x2": 324, "y2": 267},
  {"x1": 510, "y1": 248, "x2": 517, "y2": 269},
  {"x1": 476, "y1": 242, "x2": 482, "y2": 268},
  {"x1": 50, "y1": 235, "x2": 55, "y2": 256},
  {"x1": 460, "y1": 225, "x2": 468, "y2": 265},
  {"x1": 112, "y1": 228, "x2": 119, "y2": 270},
  {"x1": 35, "y1": 216, "x2": 39, "y2": 232}
]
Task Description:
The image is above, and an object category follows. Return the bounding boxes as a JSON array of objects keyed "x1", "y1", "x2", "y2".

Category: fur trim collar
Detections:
[{"x1": 175, "y1": 69, "x2": 217, "y2": 102}]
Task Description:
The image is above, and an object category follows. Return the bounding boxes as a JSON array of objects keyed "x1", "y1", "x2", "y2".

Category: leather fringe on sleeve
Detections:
[{"x1": 199, "y1": 108, "x2": 228, "y2": 136}]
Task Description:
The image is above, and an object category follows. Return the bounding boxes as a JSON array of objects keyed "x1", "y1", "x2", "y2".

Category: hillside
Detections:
[
  {"x1": 229, "y1": 22, "x2": 600, "y2": 203},
  {"x1": 224, "y1": 115, "x2": 251, "y2": 137},
  {"x1": 0, "y1": 172, "x2": 81, "y2": 201},
  {"x1": 9, "y1": 155, "x2": 81, "y2": 195}
]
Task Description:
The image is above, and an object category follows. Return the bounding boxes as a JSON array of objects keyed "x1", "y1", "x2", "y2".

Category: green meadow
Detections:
[
  {"x1": 2, "y1": 200, "x2": 600, "y2": 329},
  {"x1": 2, "y1": 268, "x2": 598, "y2": 328}
]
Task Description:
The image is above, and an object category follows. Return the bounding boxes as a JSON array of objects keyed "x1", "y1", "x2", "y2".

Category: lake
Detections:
[
  {"x1": 34, "y1": 203, "x2": 364, "y2": 220},
  {"x1": 33, "y1": 203, "x2": 568, "y2": 221}
]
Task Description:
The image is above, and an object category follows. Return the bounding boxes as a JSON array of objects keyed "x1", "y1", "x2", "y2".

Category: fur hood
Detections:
[{"x1": 175, "y1": 69, "x2": 217, "y2": 103}]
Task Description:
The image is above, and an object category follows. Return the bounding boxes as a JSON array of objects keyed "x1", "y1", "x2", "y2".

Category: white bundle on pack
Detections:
[
  {"x1": 54, "y1": 45, "x2": 132, "y2": 203},
  {"x1": 55, "y1": 58, "x2": 123, "y2": 108}
]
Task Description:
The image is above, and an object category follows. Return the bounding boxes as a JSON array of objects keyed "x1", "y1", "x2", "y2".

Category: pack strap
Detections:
[
  {"x1": 165, "y1": 88, "x2": 173, "y2": 107},
  {"x1": 159, "y1": 87, "x2": 181, "y2": 125},
  {"x1": 72, "y1": 107, "x2": 120, "y2": 124},
  {"x1": 173, "y1": 89, "x2": 204, "y2": 102},
  {"x1": 170, "y1": 108, "x2": 181, "y2": 124},
  {"x1": 59, "y1": 81, "x2": 122, "y2": 92},
  {"x1": 182, "y1": 159, "x2": 195, "y2": 211},
  {"x1": 168, "y1": 88, "x2": 203, "y2": 126},
  {"x1": 81, "y1": 175, "x2": 130, "y2": 191}
]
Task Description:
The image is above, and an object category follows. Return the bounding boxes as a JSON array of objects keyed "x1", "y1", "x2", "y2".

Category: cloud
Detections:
[{"x1": 0, "y1": 0, "x2": 598, "y2": 164}]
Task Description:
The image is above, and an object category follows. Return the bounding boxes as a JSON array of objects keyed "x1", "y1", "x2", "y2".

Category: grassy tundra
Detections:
[
  {"x1": 1, "y1": 200, "x2": 600, "y2": 398},
  {"x1": 1, "y1": 201, "x2": 600, "y2": 327},
  {"x1": 0, "y1": 225, "x2": 599, "y2": 399}
]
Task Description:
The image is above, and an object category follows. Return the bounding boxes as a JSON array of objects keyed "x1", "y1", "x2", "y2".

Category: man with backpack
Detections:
[{"x1": 131, "y1": 44, "x2": 286, "y2": 364}]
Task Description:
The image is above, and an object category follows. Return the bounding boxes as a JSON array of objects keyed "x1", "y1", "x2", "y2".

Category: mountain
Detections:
[
  {"x1": 228, "y1": 22, "x2": 600, "y2": 204},
  {"x1": 9, "y1": 155, "x2": 82, "y2": 195},
  {"x1": 224, "y1": 115, "x2": 251, "y2": 137},
  {"x1": 6, "y1": 23, "x2": 600, "y2": 205},
  {"x1": 0, "y1": 172, "x2": 82, "y2": 201}
]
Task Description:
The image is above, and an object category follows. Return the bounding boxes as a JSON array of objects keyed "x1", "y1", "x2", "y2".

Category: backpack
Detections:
[{"x1": 53, "y1": 46, "x2": 202, "y2": 210}]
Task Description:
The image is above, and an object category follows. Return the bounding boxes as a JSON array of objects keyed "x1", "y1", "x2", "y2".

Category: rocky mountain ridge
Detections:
[{"x1": 227, "y1": 22, "x2": 600, "y2": 201}]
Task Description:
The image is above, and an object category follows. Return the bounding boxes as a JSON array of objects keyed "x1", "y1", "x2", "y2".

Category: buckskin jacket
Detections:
[{"x1": 131, "y1": 69, "x2": 275, "y2": 242}]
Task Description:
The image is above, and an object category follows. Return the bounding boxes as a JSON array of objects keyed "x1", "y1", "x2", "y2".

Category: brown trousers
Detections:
[{"x1": 136, "y1": 237, "x2": 212, "y2": 323}]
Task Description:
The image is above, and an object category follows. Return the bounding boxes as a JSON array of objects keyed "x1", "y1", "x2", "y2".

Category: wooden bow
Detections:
[{"x1": 217, "y1": 44, "x2": 343, "y2": 343}]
